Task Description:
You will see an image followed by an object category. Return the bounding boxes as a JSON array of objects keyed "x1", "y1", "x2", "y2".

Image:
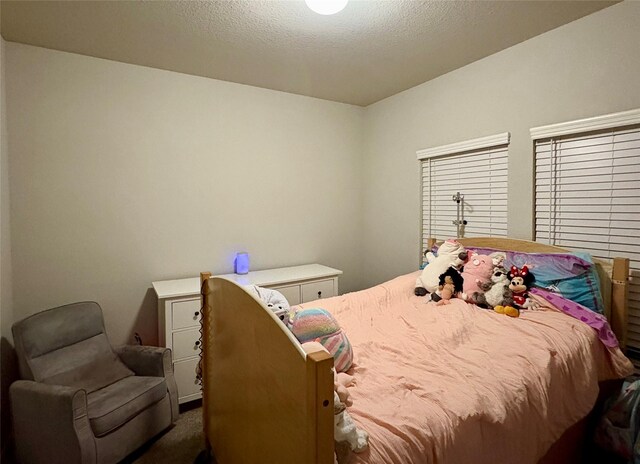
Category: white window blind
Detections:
[
  {"x1": 534, "y1": 124, "x2": 640, "y2": 354},
  {"x1": 421, "y1": 144, "x2": 509, "y2": 257}
]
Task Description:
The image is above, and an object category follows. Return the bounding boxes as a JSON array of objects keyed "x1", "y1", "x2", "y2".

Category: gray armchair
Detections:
[{"x1": 10, "y1": 302, "x2": 179, "y2": 464}]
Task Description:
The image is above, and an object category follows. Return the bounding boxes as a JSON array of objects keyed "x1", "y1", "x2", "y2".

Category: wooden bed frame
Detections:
[{"x1": 199, "y1": 237, "x2": 630, "y2": 464}]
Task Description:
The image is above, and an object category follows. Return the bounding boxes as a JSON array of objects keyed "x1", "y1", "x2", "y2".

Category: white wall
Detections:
[
  {"x1": 5, "y1": 43, "x2": 364, "y2": 345},
  {"x1": 1, "y1": 36, "x2": 16, "y2": 457},
  {"x1": 0, "y1": 37, "x2": 11, "y2": 346},
  {"x1": 361, "y1": 1, "x2": 640, "y2": 288},
  {"x1": 4, "y1": 1, "x2": 640, "y2": 345}
]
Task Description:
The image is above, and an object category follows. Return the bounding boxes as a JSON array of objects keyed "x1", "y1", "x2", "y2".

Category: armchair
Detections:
[{"x1": 10, "y1": 302, "x2": 179, "y2": 464}]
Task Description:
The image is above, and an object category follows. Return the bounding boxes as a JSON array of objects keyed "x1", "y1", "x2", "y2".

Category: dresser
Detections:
[{"x1": 152, "y1": 263, "x2": 343, "y2": 404}]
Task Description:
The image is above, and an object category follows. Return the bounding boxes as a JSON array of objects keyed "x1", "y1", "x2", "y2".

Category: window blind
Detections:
[
  {"x1": 534, "y1": 124, "x2": 640, "y2": 355},
  {"x1": 421, "y1": 145, "x2": 509, "y2": 258}
]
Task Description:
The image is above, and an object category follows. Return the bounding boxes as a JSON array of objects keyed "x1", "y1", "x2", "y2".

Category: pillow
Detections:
[
  {"x1": 291, "y1": 308, "x2": 353, "y2": 372},
  {"x1": 432, "y1": 244, "x2": 605, "y2": 314},
  {"x1": 41, "y1": 352, "x2": 134, "y2": 393},
  {"x1": 505, "y1": 250, "x2": 592, "y2": 281},
  {"x1": 504, "y1": 251, "x2": 604, "y2": 314},
  {"x1": 536, "y1": 253, "x2": 605, "y2": 315}
]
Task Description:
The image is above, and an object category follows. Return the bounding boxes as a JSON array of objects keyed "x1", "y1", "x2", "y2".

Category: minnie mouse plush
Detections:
[
  {"x1": 508, "y1": 266, "x2": 535, "y2": 308},
  {"x1": 493, "y1": 266, "x2": 535, "y2": 318}
]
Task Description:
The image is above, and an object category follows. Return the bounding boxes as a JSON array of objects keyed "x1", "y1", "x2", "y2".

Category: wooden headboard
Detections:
[{"x1": 427, "y1": 237, "x2": 630, "y2": 349}]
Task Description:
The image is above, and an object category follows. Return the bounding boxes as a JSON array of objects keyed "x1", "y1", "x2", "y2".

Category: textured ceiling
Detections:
[{"x1": 0, "y1": 0, "x2": 617, "y2": 106}]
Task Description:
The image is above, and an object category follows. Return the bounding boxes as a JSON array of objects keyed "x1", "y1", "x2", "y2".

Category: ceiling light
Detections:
[{"x1": 305, "y1": 0, "x2": 348, "y2": 15}]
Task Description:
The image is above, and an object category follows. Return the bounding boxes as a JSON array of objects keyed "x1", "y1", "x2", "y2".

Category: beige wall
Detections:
[
  {"x1": 5, "y1": 43, "x2": 364, "y2": 346},
  {"x1": 361, "y1": 1, "x2": 640, "y2": 288},
  {"x1": 1, "y1": 36, "x2": 16, "y2": 457},
  {"x1": 4, "y1": 2, "x2": 640, "y2": 347},
  {"x1": 0, "y1": 37, "x2": 10, "y2": 347}
]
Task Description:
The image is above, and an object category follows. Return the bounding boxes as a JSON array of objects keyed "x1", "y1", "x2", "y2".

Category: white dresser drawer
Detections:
[
  {"x1": 173, "y1": 357, "x2": 201, "y2": 402},
  {"x1": 271, "y1": 284, "x2": 301, "y2": 306},
  {"x1": 301, "y1": 279, "x2": 335, "y2": 303},
  {"x1": 172, "y1": 328, "x2": 201, "y2": 360},
  {"x1": 172, "y1": 298, "x2": 201, "y2": 330}
]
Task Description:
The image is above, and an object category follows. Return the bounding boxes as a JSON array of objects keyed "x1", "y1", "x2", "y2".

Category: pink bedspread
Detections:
[{"x1": 298, "y1": 272, "x2": 633, "y2": 464}]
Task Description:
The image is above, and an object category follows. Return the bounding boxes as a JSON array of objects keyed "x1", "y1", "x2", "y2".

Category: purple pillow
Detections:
[
  {"x1": 459, "y1": 246, "x2": 591, "y2": 280},
  {"x1": 432, "y1": 244, "x2": 605, "y2": 314}
]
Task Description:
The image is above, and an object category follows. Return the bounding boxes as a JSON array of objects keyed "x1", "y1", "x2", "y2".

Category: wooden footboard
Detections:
[{"x1": 200, "y1": 274, "x2": 334, "y2": 464}]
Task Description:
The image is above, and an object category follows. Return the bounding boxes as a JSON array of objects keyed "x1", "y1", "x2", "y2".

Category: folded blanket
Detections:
[{"x1": 529, "y1": 287, "x2": 618, "y2": 348}]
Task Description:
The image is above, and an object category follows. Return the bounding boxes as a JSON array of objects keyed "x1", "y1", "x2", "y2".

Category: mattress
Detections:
[{"x1": 298, "y1": 271, "x2": 633, "y2": 464}]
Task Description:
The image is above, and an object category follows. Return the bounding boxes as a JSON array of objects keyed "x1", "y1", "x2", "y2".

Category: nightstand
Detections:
[{"x1": 152, "y1": 263, "x2": 342, "y2": 404}]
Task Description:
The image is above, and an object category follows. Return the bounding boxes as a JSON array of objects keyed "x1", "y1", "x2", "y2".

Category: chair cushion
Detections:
[
  {"x1": 87, "y1": 376, "x2": 167, "y2": 437},
  {"x1": 38, "y1": 335, "x2": 134, "y2": 393},
  {"x1": 12, "y1": 302, "x2": 121, "y2": 382},
  {"x1": 13, "y1": 302, "x2": 106, "y2": 359}
]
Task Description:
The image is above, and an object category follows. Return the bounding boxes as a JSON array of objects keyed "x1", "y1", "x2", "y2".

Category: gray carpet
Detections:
[
  {"x1": 125, "y1": 403, "x2": 351, "y2": 464},
  {"x1": 126, "y1": 404, "x2": 206, "y2": 464}
]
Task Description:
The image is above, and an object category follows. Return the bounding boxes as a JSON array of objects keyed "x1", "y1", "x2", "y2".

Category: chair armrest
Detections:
[
  {"x1": 114, "y1": 345, "x2": 172, "y2": 377},
  {"x1": 10, "y1": 380, "x2": 96, "y2": 464},
  {"x1": 115, "y1": 345, "x2": 179, "y2": 422}
]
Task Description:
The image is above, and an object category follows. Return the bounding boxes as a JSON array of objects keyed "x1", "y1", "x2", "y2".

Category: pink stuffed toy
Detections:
[{"x1": 461, "y1": 252, "x2": 494, "y2": 299}]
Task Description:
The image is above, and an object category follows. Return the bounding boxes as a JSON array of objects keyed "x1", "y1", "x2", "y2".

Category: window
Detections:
[
  {"x1": 417, "y1": 133, "x2": 509, "y2": 259},
  {"x1": 533, "y1": 109, "x2": 640, "y2": 356}
]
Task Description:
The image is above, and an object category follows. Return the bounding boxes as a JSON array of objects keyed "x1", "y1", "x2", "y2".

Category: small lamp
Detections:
[{"x1": 234, "y1": 252, "x2": 250, "y2": 275}]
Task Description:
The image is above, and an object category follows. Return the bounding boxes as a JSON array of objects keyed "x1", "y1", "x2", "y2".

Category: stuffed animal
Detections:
[
  {"x1": 472, "y1": 267, "x2": 515, "y2": 311},
  {"x1": 291, "y1": 308, "x2": 353, "y2": 372},
  {"x1": 508, "y1": 265, "x2": 535, "y2": 309},
  {"x1": 335, "y1": 371, "x2": 355, "y2": 406},
  {"x1": 332, "y1": 370, "x2": 367, "y2": 461},
  {"x1": 433, "y1": 267, "x2": 465, "y2": 305},
  {"x1": 489, "y1": 251, "x2": 507, "y2": 269},
  {"x1": 246, "y1": 285, "x2": 290, "y2": 323},
  {"x1": 461, "y1": 252, "x2": 494, "y2": 299},
  {"x1": 334, "y1": 391, "x2": 369, "y2": 453},
  {"x1": 493, "y1": 303, "x2": 520, "y2": 318},
  {"x1": 436, "y1": 275, "x2": 456, "y2": 306},
  {"x1": 491, "y1": 266, "x2": 535, "y2": 317},
  {"x1": 415, "y1": 239, "x2": 468, "y2": 296}
]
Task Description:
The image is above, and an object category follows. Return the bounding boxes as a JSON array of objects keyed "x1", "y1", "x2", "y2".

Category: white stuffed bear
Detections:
[
  {"x1": 246, "y1": 285, "x2": 290, "y2": 323},
  {"x1": 334, "y1": 391, "x2": 368, "y2": 453},
  {"x1": 415, "y1": 239, "x2": 468, "y2": 296},
  {"x1": 471, "y1": 267, "x2": 513, "y2": 309}
]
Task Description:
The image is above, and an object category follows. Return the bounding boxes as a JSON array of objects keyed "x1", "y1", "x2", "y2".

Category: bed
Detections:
[{"x1": 198, "y1": 237, "x2": 633, "y2": 464}]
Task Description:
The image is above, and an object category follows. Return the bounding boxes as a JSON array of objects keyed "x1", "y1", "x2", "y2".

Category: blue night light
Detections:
[{"x1": 234, "y1": 252, "x2": 250, "y2": 275}]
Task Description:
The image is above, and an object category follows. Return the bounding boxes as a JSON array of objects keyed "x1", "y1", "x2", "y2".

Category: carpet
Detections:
[{"x1": 124, "y1": 403, "x2": 206, "y2": 464}]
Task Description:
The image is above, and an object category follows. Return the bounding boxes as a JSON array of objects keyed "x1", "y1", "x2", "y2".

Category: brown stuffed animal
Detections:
[
  {"x1": 433, "y1": 267, "x2": 465, "y2": 305},
  {"x1": 436, "y1": 276, "x2": 455, "y2": 305}
]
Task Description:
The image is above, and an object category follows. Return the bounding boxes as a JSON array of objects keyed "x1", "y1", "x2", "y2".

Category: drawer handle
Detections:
[
  {"x1": 194, "y1": 311, "x2": 200, "y2": 317},
  {"x1": 318, "y1": 291, "x2": 322, "y2": 298},
  {"x1": 195, "y1": 340, "x2": 201, "y2": 347}
]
